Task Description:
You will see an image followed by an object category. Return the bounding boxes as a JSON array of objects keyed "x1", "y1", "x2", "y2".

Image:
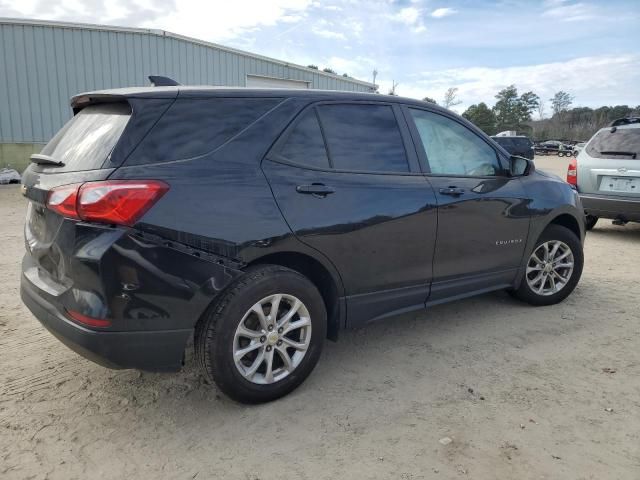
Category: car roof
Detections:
[{"x1": 70, "y1": 85, "x2": 441, "y2": 111}]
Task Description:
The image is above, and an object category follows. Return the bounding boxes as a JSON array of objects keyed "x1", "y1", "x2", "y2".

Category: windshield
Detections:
[
  {"x1": 39, "y1": 103, "x2": 131, "y2": 171},
  {"x1": 586, "y1": 128, "x2": 640, "y2": 159}
]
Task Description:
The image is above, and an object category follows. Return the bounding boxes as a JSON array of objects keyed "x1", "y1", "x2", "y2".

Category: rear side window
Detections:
[
  {"x1": 494, "y1": 137, "x2": 531, "y2": 150},
  {"x1": 279, "y1": 109, "x2": 330, "y2": 169},
  {"x1": 317, "y1": 104, "x2": 409, "y2": 172},
  {"x1": 586, "y1": 128, "x2": 640, "y2": 159},
  {"x1": 40, "y1": 103, "x2": 130, "y2": 172},
  {"x1": 127, "y1": 98, "x2": 281, "y2": 165}
]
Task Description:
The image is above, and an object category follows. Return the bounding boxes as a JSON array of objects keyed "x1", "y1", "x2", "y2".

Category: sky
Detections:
[{"x1": 1, "y1": 0, "x2": 638, "y2": 114}]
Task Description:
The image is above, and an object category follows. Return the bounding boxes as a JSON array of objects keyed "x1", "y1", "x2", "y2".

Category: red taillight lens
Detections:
[
  {"x1": 66, "y1": 309, "x2": 112, "y2": 328},
  {"x1": 46, "y1": 180, "x2": 169, "y2": 226},
  {"x1": 78, "y1": 181, "x2": 169, "y2": 226},
  {"x1": 567, "y1": 158, "x2": 578, "y2": 186},
  {"x1": 46, "y1": 184, "x2": 81, "y2": 220}
]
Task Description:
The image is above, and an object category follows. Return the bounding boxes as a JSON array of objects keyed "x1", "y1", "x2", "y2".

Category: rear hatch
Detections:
[
  {"x1": 22, "y1": 95, "x2": 174, "y2": 295},
  {"x1": 577, "y1": 125, "x2": 640, "y2": 197}
]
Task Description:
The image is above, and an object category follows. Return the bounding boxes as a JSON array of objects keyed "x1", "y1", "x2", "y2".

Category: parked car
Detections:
[
  {"x1": 21, "y1": 84, "x2": 585, "y2": 403},
  {"x1": 534, "y1": 140, "x2": 572, "y2": 156},
  {"x1": 490, "y1": 135, "x2": 534, "y2": 160},
  {"x1": 572, "y1": 142, "x2": 586, "y2": 157},
  {"x1": 568, "y1": 118, "x2": 640, "y2": 229}
]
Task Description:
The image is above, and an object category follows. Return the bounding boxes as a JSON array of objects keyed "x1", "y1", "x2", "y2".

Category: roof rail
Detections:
[
  {"x1": 148, "y1": 75, "x2": 181, "y2": 87},
  {"x1": 610, "y1": 117, "x2": 640, "y2": 127}
]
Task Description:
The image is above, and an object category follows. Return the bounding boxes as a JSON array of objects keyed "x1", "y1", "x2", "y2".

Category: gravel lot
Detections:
[{"x1": 1, "y1": 156, "x2": 639, "y2": 479}]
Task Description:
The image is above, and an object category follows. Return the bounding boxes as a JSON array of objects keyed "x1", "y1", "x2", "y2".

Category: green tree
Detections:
[
  {"x1": 322, "y1": 67, "x2": 336, "y2": 74},
  {"x1": 422, "y1": 96, "x2": 438, "y2": 105},
  {"x1": 493, "y1": 85, "x2": 520, "y2": 130},
  {"x1": 307, "y1": 64, "x2": 318, "y2": 70},
  {"x1": 550, "y1": 91, "x2": 573, "y2": 116},
  {"x1": 462, "y1": 103, "x2": 497, "y2": 135},
  {"x1": 518, "y1": 91, "x2": 540, "y2": 121}
]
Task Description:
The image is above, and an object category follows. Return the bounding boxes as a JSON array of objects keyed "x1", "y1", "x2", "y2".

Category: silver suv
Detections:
[{"x1": 568, "y1": 118, "x2": 640, "y2": 230}]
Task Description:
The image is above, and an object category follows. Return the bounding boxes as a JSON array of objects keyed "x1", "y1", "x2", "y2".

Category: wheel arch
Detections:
[
  {"x1": 548, "y1": 213, "x2": 583, "y2": 241},
  {"x1": 247, "y1": 251, "x2": 344, "y2": 341}
]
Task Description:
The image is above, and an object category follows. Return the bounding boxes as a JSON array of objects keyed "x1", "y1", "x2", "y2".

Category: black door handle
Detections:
[
  {"x1": 296, "y1": 184, "x2": 335, "y2": 197},
  {"x1": 439, "y1": 187, "x2": 465, "y2": 196}
]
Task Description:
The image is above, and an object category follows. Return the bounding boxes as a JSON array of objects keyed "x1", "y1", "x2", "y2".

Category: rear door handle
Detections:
[
  {"x1": 439, "y1": 187, "x2": 465, "y2": 196},
  {"x1": 296, "y1": 184, "x2": 335, "y2": 197}
]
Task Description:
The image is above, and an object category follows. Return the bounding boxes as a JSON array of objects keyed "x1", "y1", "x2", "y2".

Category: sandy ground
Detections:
[{"x1": 1, "y1": 156, "x2": 639, "y2": 479}]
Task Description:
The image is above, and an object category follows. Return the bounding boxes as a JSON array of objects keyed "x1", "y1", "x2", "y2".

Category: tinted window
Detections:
[
  {"x1": 318, "y1": 104, "x2": 409, "y2": 172},
  {"x1": 493, "y1": 137, "x2": 532, "y2": 150},
  {"x1": 410, "y1": 109, "x2": 501, "y2": 176},
  {"x1": 128, "y1": 98, "x2": 281, "y2": 164},
  {"x1": 40, "y1": 103, "x2": 130, "y2": 172},
  {"x1": 279, "y1": 109, "x2": 330, "y2": 169},
  {"x1": 586, "y1": 128, "x2": 640, "y2": 159}
]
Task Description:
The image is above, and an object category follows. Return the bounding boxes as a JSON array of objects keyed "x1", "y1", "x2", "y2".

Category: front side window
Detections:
[
  {"x1": 317, "y1": 104, "x2": 409, "y2": 172},
  {"x1": 409, "y1": 109, "x2": 501, "y2": 176}
]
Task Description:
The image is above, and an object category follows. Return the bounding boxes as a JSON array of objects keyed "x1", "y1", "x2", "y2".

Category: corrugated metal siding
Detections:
[{"x1": 0, "y1": 21, "x2": 374, "y2": 144}]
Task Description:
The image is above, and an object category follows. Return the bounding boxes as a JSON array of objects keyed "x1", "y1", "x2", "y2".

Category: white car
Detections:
[
  {"x1": 572, "y1": 142, "x2": 586, "y2": 156},
  {"x1": 568, "y1": 118, "x2": 640, "y2": 229}
]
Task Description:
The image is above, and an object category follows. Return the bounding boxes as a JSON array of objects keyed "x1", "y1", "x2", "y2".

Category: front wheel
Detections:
[
  {"x1": 512, "y1": 225, "x2": 583, "y2": 306},
  {"x1": 195, "y1": 265, "x2": 327, "y2": 403}
]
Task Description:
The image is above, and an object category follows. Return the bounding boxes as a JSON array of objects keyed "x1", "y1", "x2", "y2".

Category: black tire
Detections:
[
  {"x1": 585, "y1": 215, "x2": 598, "y2": 231},
  {"x1": 195, "y1": 265, "x2": 326, "y2": 403},
  {"x1": 512, "y1": 224, "x2": 583, "y2": 306}
]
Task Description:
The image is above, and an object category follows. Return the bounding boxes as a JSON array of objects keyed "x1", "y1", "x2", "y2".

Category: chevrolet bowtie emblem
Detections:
[{"x1": 618, "y1": 167, "x2": 628, "y2": 173}]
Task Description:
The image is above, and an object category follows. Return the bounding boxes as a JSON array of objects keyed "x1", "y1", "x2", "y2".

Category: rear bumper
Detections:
[
  {"x1": 579, "y1": 193, "x2": 640, "y2": 222},
  {"x1": 21, "y1": 274, "x2": 191, "y2": 371}
]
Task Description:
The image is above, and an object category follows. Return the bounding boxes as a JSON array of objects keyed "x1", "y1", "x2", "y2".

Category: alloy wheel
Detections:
[
  {"x1": 233, "y1": 294, "x2": 312, "y2": 384},
  {"x1": 525, "y1": 240, "x2": 574, "y2": 296}
]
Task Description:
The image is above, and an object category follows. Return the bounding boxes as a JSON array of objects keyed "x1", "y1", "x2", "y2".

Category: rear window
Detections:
[
  {"x1": 126, "y1": 97, "x2": 281, "y2": 165},
  {"x1": 279, "y1": 109, "x2": 330, "y2": 169},
  {"x1": 493, "y1": 137, "x2": 532, "y2": 150},
  {"x1": 586, "y1": 128, "x2": 640, "y2": 159},
  {"x1": 40, "y1": 103, "x2": 130, "y2": 171}
]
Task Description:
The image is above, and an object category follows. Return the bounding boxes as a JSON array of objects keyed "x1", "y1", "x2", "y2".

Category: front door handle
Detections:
[
  {"x1": 296, "y1": 184, "x2": 336, "y2": 197},
  {"x1": 439, "y1": 187, "x2": 465, "y2": 196}
]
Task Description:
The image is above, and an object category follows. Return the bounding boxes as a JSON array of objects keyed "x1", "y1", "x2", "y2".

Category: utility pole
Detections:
[{"x1": 372, "y1": 69, "x2": 378, "y2": 88}]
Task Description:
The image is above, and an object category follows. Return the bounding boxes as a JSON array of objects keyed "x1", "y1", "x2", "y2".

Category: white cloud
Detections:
[
  {"x1": 431, "y1": 7, "x2": 457, "y2": 18},
  {"x1": 542, "y1": 1, "x2": 594, "y2": 22},
  {"x1": 1, "y1": 0, "x2": 313, "y2": 41},
  {"x1": 311, "y1": 26, "x2": 346, "y2": 40},
  {"x1": 405, "y1": 54, "x2": 640, "y2": 110},
  {"x1": 390, "y1": 6, "x2": 426, "y2": 33}
]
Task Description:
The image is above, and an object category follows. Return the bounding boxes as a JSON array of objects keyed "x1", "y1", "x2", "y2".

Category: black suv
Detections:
[
  {"x1": 21, "y1": 86, "x2": 585, "y2": 403},
  {"x1": 490, "y1": 135, "x2": 534, "y2": 160}
]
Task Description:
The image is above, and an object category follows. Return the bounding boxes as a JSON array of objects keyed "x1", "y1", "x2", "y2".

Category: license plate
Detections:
[{"x1": 600, "y1": 176, "x2": 640, "y2": 193}]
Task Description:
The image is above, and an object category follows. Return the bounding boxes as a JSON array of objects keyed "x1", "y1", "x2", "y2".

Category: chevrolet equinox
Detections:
[{"x1": 21, "y1": 85, "x2": 585, "y2": 403}]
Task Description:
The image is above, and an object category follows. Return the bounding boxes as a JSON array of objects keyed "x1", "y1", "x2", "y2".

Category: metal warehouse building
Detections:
[{"x1": 0, "y1": 18, "x2": 376, "y2": 171}]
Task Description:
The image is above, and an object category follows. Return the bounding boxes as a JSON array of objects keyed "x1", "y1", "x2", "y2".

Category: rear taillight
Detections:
[
  {"x1": 46, "y1": 180, "x2": 169, "y2": 226},
  {"x1": 567, "y1": 158, "x2": 578, "y2": 186},
  {"x1": 46, "y1": 183, "x2": 81, "y2": 220},
  {"x1": 66, "y1": 309, "x2": 112, "y2": 328}
]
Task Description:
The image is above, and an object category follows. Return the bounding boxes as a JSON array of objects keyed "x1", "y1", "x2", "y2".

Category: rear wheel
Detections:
[
  {"x1": 512, "y1": 225, "x2": 583, "y2": 306},
  {"x1": 195, "y1": 265, "x2": 326, "y2": 403},
  {"x1": 585, "y1": 215, "x2": 598, "y2": 231}
]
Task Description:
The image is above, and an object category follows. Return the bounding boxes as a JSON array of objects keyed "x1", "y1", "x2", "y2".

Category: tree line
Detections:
[{"x1": 426, "y1": 85, "x2": 639, "y2": 142}]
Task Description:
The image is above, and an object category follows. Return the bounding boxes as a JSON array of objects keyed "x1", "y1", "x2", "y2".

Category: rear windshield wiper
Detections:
[
  {"x1": 30, "y1": 154, "x2": 65, "y2": 166},
  {"x1": 598, "y1": 151, "x2": 637, "y2": 159}
]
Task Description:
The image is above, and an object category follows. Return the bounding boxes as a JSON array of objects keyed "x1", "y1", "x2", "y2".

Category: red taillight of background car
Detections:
[
  {"x1": 567, "y1": 157, "x2": 578, "y2": 186},
  {"x1": 46, "y1": 180, "x2": 169, "y2": 226}
]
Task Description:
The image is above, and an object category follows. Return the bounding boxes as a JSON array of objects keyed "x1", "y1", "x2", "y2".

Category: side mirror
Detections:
[{"x1": 510, "y1": 155, "x2": 535, "y2": 176}]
